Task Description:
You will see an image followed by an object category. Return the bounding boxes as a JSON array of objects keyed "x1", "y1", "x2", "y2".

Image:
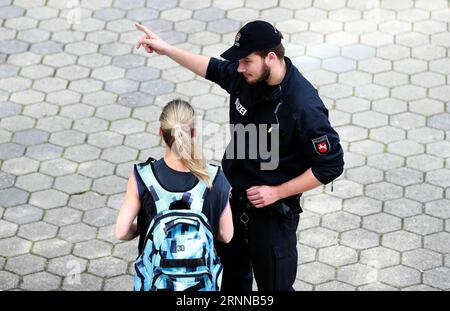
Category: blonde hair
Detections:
[{"x1": 159, "y1": 99, "x2": 212, "y2": 188}]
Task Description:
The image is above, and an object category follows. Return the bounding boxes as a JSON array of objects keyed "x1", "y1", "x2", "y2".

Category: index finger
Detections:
[{"x1": 135, "y1": 23, "x2": 155, "y2": 38}]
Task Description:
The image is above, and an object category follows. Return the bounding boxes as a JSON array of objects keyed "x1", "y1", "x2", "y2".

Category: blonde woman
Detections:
[{"x1": 115, "y1": 99, "x2": 233, "y2": 291}]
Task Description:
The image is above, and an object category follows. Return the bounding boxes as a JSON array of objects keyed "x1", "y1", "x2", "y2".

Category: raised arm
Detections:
[{"x1": 135, "y1": 23, "x2": 210, "y2": 78}]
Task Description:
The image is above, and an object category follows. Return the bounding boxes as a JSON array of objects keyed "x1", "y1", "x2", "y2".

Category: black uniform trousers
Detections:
[{"x1": 216, "y1": 190, "x2": 300, "y2": 291}]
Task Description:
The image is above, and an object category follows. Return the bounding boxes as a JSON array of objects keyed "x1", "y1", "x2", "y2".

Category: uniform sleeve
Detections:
[
  {"x1": 294, "y1": 91, "x2": 344, "y2": 185},
  {"x1": 205, "y1": 57, "x2": 239, "y2": 94}
]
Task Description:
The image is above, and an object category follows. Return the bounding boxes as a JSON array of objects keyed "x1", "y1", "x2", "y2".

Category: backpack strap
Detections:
[{"x1": 135, "y1": 161, "x2": 219, "y2": 214}]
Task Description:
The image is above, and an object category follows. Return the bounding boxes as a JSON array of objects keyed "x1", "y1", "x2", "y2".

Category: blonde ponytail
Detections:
[{"x1": 159, "y1": 99, "x2": 212, "y2": 188}]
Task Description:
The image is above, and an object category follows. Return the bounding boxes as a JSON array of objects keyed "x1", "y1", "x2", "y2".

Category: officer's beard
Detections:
[{"x1": 250, "y1": 63, "x2": 271, "y2": 85}]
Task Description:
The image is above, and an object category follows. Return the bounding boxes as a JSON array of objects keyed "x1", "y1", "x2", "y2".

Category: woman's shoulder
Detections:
[{"x1": 208, "y1": 166, "x2": 230, "y2": 193}]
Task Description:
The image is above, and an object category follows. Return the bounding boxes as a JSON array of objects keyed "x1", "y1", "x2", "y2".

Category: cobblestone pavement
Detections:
[{"x1": 0, "y1": 0, "x2": 449, "y2": 291}]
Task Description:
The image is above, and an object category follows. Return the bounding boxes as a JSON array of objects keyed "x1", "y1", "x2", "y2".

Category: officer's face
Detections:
[{"x1": 238, "y1": 53, "x2": 270, "y2": 84}]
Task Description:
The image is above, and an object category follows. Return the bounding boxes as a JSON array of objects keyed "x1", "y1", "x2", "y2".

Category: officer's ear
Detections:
[
  {"x1": 159, "y1": 127, "x2": 163, "y2": 136},
  {"x1": 265, "y1": 51, "x2": 278, "y2": 65}
]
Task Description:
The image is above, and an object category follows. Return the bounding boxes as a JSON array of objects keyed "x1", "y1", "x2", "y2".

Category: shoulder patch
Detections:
[{"x1": 312, "y1": 135, "x2": 330, "y2": 155}]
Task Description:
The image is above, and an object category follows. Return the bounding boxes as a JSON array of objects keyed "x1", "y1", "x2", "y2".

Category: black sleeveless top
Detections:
[{"x1": 134, "y1": 158, "x2": 231, "y2": 254}]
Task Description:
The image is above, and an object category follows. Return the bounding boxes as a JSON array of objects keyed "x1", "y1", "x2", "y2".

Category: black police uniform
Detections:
[{"x1": 205, "y1": 55, "x2": 344, "y2": 291}]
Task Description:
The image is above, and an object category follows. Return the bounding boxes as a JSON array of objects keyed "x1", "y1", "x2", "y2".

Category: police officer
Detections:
[{"x1": 135, "y1": 20, "x2": 344, "y2": 291}]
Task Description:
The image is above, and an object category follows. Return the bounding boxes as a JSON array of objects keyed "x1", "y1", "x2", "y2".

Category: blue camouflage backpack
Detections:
[{"x1": 133, "y1": 159, "x2": 223, "y2": 291}]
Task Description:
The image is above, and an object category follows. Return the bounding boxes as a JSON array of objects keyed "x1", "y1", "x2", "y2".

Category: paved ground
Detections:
[{"x1": 0, "y1": 0, "x2": 449, "y2": 291}]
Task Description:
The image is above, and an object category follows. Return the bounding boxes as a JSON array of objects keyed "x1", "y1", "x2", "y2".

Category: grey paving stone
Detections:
[
  {"x1": 303, "y1": 194, "x2": 342, "y2": 214},
  {"x1": 346, "y1": 166, "x2": 383, "y2": 185},
  {"x1": 318, "y1": 245, "x2": 358, "y2": 267},
  {"x1": 366, "y1": 182, "x2": 403, "y2": 202},
  {"x1": 402, "y1": 249, "x2": 443, "y2": 271},
  {"x1": 30, "y1": 40, "x2": 63, "y2": 54},
  {"x1": 423, "y1": 267, "x2": 450, "y2": 290},
  {"x1": 382, "y1": 231, "x2": 421, "y2": 252},
  {"x1": 13, "y1": 129, "x2": 49, "y2": 146},
  {"x1": 386, "y1": 168, "x2": 423, "y2": 187},
  {"x1": 0, "y1": 40, "x2": 28, "y2": 54},
  {"x1": 3, "y1": 204, "x2": 43, "y2": 225},
  {"x1": 0, "y1": 237, "x2": 32, "y2": 257},
  {"x1": 69, "y1": 191, "x2": 107, "y2": 211},
  {"x1": 44, "y1": 207, "x2": 83, "y2": 227},
  {"x1": 405, "y1": 183, "x2": 443, "y2": 203},
  {"x1": 0, "y1": 102, "x2": 22, "y2": 118},
  {"x1": 83, "y1": 207, "x2": 118, "y2": 227},
  {"x1": 47, "y1": 255, "x2": 87, "y2": 277},
  {"x1": 104, "y1": 275, "x2": 134, "y2": 291},
  {"x1": 21, "y1": 272, "x2": 61, "y2": 291},
  {"x1": 73, "y1": 239, "x2": 112, "y2": 260},
  {"x1": 299, "y1": 227, "x2": 338, "y2": 248},
  {"x1": 315, "y1": 281, "x2": 355, "y2": 291},
  {"x1": 297, "y1": 262, "x2": 335, "y2": 285},
  {"x1": 425, "y1": 199, "x2": 450, "y2": 219},
  {"x1": 405, "y1": 214, "x2": 443, "y2": 236},
  {"x1": 1, "y1": 115, "x2": 35, "y2": 132},
  {"x1": 97, "y1": 224, "x2": 118, "y2": 244},
  {"x1": 0, "y1": 171, "x2": 15, "y2": 189},
  {"x1": 297, "y1": 210, "x2": 320, "y2": 231},
  {"x1": 54, "y1": 174, "x2": 91, "y2": 195},
  {"x1": 384, "y1": 198, "x2": 422, "y2": 218},
  {"x1": 64, "y1": 145, "x2": 101, "y2": 163},
  {"x1": 58, "y1": 222, "x2": 98, "y2": 243},
  {"x1": 358, "y1": 282, "x2": 398, "y2": 291},
  {"x1": 29, "y1": 189, "x2": 68, "y2": 209},
  {"x1": 62, "y1": 272, "x2": 104, "y2": 291},
  {"x1": 124, "y1": 133, "x2": 159, "y2": 149},
  {"x1": 427, "y1": 113, "x2": 450, "y2": 130},
  {"x1": 88, "y1": 257, "x2": 128, "y2": 278},
  {"x1": 15, "y1": 173, "x2": 53, "y2": 192},
  {"x1": 0, "y1": 219, "x2": 18, "y2": 239},
  {"x1": 72, "y1": 117, "x2": 109, "y2": 134},
  {"x1": 0, "y1": 187, "x2": 29, "y2": 207},
  {"x1": 18, "y1": 221, "x2": 58, "y2": 241},
  {"x1": 49, "y1": 130, "x2": 86, "y2": 148},
  {"x1": 360, "y1": 247, "x2": 400, "y2": 269},
  {"x1": 363, "y1": 213, "x2": 402, "y2": 234},
  {"x1": 39, "y1": 158, "x2": 78, "y2": 177},
  {"x1": 92, "y1": 175, "x2": 128, "y2": 196},
  {"x1": 118, "y1": 92, "x2": 154, "y2": 108},
  {"x1": 341, "y1": 229, "x2": 380, "y2": 250},
  {"x1": 0, "y1": 143, "x2": 26, "y2": 159},
  {"x1": 0, "y1": 271, "x2": 20, "y2": 290},
  {"x1": 407, "y1": 154, "x2": 444, "y2": 172},
  {"x1": 78, "y1": 159, "x2": 115, "y2": 179},
  {"x1": 5, "y1": 253, "x2": 46, "y2": 275},
  {"x1": 337, "y1": 263, "x2": 379, "y2": 286},
  {"x1": 113, "y1": 241, "x2": 139, "y2": 262},
  {"x1": 35, "y1": 116, "x2": 72, "y2": 133},
  {"x1": 322, "y1": 211, "x2": 361, "y2": 232},
  {"x1": 380, "y1": 265, "x2": 421, "y2": 288},
  {"x1": 426, "y1": 169, "x2": 450, "y2": 188},
  {"x1": 113, "y1": 54, "x2": 146, "y2": 68},
  {"x1": 424, "y1": 232, "x2": 450, "y2": 254},
  {"x1": 47, "y1": 90, "x2": 81, "y2": 106},
  {"x1": 343, "y1": 197, "x2": 382, "y2": 217},
  {"x1": 26, "y1": 143, "x2": 63, "y2": 161},
  {"x1": 140, "y1": 79, "x2": 175, "y2": 96},
  {"x1": 33, "y1": 238, "x2": 72, "y2": 259}
]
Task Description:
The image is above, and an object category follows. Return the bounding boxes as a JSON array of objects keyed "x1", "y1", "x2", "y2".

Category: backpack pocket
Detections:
[{"x1": 152, "y1": 272, "x2": 213, "y2": 291}]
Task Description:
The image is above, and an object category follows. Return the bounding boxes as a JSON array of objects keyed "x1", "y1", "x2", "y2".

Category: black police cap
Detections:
[{"x1": 220, "y1": 20, "x2": 282, "y2": 62}]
